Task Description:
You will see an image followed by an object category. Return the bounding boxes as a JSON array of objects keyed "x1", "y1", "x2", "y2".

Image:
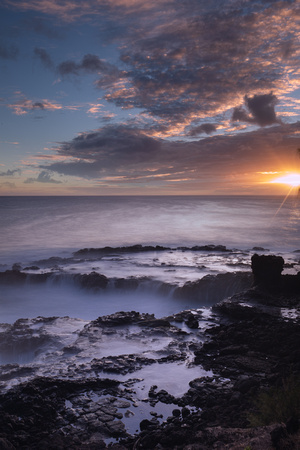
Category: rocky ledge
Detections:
[{"x1": 0, "y1": 254, "x2": 299, "y2": 449}]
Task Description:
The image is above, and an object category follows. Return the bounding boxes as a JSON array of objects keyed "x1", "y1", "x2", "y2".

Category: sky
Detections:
[{"x1": 0, "y1": 0, "x2": 300, "y2": 196}]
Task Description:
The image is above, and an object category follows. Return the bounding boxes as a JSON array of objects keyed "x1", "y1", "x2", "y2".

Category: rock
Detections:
[
  {"x1": 140, "y1": 419, "x2": 154, "y2": 431},
  {"x1": 234, "y1": 376, "x2": 259, "y2": 394},
  {"x1": 75, "y1": 272, "x2": 108, "y2": 290},
  {"x1": 185, "y1": 314, "x2": 199, "y2": 329},
  {"x1": 281, "y1": 273, "x2": 300, "y2": 293},
  {"x1": 213, "y1": 298, "x2": 263, "y2": 320},
  {"x1": 172, "y1": 409, "x2": 181, "y2": 417},
  {"x1": 190, "y1": 245, "x2": 229, "y2": 252},
  {"x1": 270, "y1": 424, "x2": 288, "y2": 447},
  {"x1": 174, "y1": 272, "x2": 253, "y2": 304},
  {"x1": 251, "y1": 253, "x2": 284, "y2": 290},
  {"x1": 90, "y1": 311, "x2": 154, "y2": 327},
  {"x1": 251, "y1": 254, "x2": 300, "y2": 294},
  {"x1": 141, "y1": 319, "x2": 171, "y2": 328},
  {"x1": 114, "y1": 278, "x2": 139, "y2": 290},
  {"x1": 74, "y1": 245, "x2": 170, "y2": 257},
  {"x1": 0, "y1": 270, "x2": 27, "y2": 285}
]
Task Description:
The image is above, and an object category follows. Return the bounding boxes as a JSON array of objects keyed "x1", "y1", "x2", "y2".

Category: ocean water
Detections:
[{"x1": 0, "y1": 195, "x2": 299, "y2": 323}]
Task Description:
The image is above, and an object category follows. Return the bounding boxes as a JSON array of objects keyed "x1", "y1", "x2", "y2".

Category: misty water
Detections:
[{"x1": 1, "y1": 195, "x2": 300, "y2": 323}]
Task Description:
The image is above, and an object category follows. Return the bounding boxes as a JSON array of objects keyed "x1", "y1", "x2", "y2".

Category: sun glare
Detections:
[{"x1": 270, "y1": 173, "x2": 300, "y2": 187}]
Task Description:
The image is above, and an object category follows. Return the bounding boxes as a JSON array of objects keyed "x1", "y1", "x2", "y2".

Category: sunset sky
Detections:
[{"x1": 0, "y1": 0, "x2": 300, "y2": 195}]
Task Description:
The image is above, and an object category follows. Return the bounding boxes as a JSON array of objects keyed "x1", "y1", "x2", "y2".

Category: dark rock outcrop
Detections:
[
  {"x1": 75, "y1": 271, "x2": 108, "y2": 290},
  {"x1": 174, "y1": 272, "x2": 253, "y2": 304},
  {"x1": 251, "y1": 253, "x2": 284, "y2": 290},
  {"x1": 251, "y1": 253, "x2": 300, "y2": 293},
  {"x1": 74, "y1": 244, "x2": 170, "y2": 257}
]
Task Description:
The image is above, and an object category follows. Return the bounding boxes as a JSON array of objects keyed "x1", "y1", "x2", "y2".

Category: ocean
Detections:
[{"x1": 0, "y1": 195, "x2": 299, "y2": 324}]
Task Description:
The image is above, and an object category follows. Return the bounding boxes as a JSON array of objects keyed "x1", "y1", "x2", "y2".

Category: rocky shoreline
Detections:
[{"x1": 0, "y1": 254, "x2": 299, "y2": 449}]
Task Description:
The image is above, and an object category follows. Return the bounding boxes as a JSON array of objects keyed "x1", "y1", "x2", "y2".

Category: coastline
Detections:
[{"x1": 0, "y1": 254, "x2": 299, "y2": 448}]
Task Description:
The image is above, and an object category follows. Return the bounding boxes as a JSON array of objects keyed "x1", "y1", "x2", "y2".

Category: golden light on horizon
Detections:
[{"x1": 270, "y1": 173, "x2": 300, "y2": 187}]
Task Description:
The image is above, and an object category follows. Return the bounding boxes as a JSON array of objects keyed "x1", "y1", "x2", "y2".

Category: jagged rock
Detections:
[
  {"x1": 75, "y1": 271, "x2": 108, "y2": 290},
  {"x1": 185, "y1": 313, "x2": 199, "y2": 329},
  {"x1": 90, "y1": 311, "x2": 154, "y2": 327}
]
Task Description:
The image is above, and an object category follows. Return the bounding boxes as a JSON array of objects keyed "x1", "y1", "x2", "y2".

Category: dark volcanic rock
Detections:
[
  {"x1": 174, "y1": 272, "x2": 253, "y2": 304},
  {"x1": 114, "y1": 278, "x2": 139, "y2": 290},
  {"x1": 190, "y1": 244, "x2": 229, "y2": 252},
  {"x1": 74, "y1": 244, "x2": 170, "y2": 257},
  {"x1": 74, "y1": 244, "x2": 232, "y2": 257},
  {"x1": 251, "y1": 253, "x2": 284, "y2": 290},
  {"x1": 0, "y1": 270, "x2": 53, "y2": 285},
  {"x1": 90, "y1": 311, "x2": 154, "y2": 327},
  {"x1": 75, "y1": 271, "x2": 108, "y2": 290},
  {"x1": 251, "y1": 253, "x2": 300, "y2": 293},
  {"x1": 0, "y1": 270, "x2": 27, "y2": 284},
  {"x1": 0, "y1": 377, "x2": 122, "y2": 449}
]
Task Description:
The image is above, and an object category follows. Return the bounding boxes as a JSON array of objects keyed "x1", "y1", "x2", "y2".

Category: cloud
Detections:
[
  {"x1": 246, "y1": 93, "x2": 281, "y2": 127},
  {"x1": 39, "y1": 125, "x2": 162, "y2": 178},
  {"x1": 10, "y1": 0, "x2": 297, "y2": 138},
  {"x1": 3, "y1": 0, "x2": 170, "y2": 22},
  {"x1": 57, "y1": 54, "x2": 110, "y2": 75},
  {"x1": 187, "y1": 124, "x2": 217, "y2": 136},
  {"x1": 39, "y1": 122, "x2": 300, "y2": 190},
  {"x1": 97, "y1": 1, "x2": 299, "y2": 134},
  {"x1": 0, "y1": 168, "x2": 21, "y2": 176},
  {"x1": 232, "y1": 93, "x2": 281, "y2": 127},
  {"x1": 3, "y1": 0, "x2": 95, "y2": 22},
  {"x1": 8, "y1": 95, "x2": 62, "y2": 115},
  {"x1": 24, "y1": 171, "x2": 62, "y2": 184},
  {"x1": 34, "y1": 48, "x2": 54, "y2": 69},
  {"x1": 57, "y1": 54, "x2": 121, "y2": 87},
  {"x1": 0, "y1": 41, "x2": 18, "y2": 59}
]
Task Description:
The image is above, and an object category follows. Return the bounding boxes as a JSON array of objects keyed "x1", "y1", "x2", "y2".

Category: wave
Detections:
[{"x1": 0, "y1": 268, "x2": 253, "y2": 304}]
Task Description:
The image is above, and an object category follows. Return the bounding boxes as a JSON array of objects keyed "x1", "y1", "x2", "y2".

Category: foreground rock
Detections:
[
  {"x1": 0, "y1": 254, "x2": 299, "y2": 449},
  {"x1": 252, "y1": 253, "x2": 300, "y2": 293}
]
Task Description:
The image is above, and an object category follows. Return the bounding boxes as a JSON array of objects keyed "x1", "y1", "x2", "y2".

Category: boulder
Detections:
[{"x1": 251, "y1": 254, "x2": 284, "y2": 290}]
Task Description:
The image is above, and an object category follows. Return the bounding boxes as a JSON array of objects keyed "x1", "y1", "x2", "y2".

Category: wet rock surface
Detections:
[
  {"x1": 0, "y1": 256, "x2": 299, "y2": 448},
  {"x1": 174, "y1": 272, "x2": 252, "y2": 304}
]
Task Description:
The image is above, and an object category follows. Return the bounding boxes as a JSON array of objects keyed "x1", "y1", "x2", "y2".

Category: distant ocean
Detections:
[{"x1": 0, "y1": 195, "x2": 299, "y2": 323}]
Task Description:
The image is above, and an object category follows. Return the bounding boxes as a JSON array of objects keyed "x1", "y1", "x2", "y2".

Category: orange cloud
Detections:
[{"x1": 8, "y1": 97, "x2": 62, "y2": 115}]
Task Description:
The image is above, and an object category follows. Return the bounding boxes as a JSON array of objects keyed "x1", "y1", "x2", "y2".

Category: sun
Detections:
[{"x1": 270, "y1": 173, "x2": 300, "y2": 187}]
